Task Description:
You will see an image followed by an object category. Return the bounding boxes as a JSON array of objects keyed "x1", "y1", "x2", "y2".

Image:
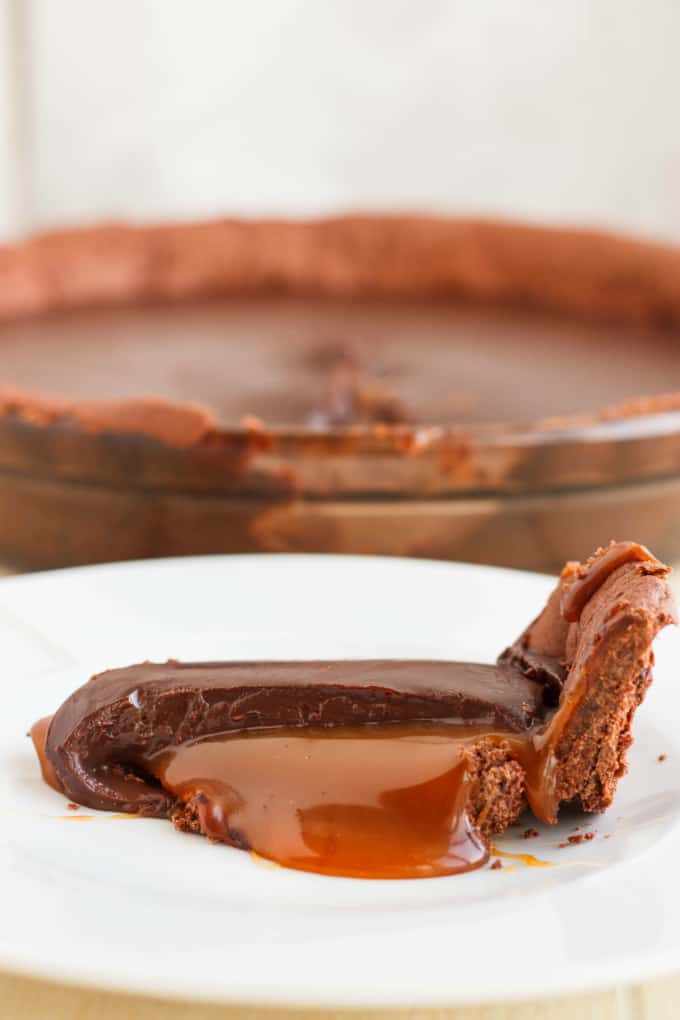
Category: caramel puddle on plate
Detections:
[
  {"x1": 491, "y1": 847, "x2": 554, "y2": 868},
  {"x1": 250, "y1": 850, "x2": 281, "y2": 871},
  {"x1": 491, "y1": 844, "x2": 603, "y2": 872},
  {"x1": 55, "y1": 812, "x2": 138, "y2": 822}
]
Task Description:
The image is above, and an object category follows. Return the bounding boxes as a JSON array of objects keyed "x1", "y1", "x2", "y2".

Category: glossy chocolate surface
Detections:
[{"x1": 2, "y1": 298, "x2": 680, "y2": 427}]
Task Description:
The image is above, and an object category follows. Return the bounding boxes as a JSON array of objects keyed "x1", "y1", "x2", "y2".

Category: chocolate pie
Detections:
[
  {"x1": 3, "y1": 217, "x2": 680, "y2": 570},
  {"x1": 31, "y1": 540, "x2": 676, "y2": 879}
]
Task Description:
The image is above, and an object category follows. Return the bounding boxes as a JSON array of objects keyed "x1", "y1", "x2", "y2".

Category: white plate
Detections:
[{"x1": 0, "y1": 553, "x2": 679, "y2": 1008}]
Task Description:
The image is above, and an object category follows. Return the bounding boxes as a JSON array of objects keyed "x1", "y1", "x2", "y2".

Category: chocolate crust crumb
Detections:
[
  {"x1": 66, "y1": 802, "x2": 79, "y2": 811},
  {"x1": 490, "y1": 859, "x2": 503, "y2": 870},
  {"x1": 523, "y1": 827, "x2": 540, "y2": 839},
  {"x1": 658, "y1": 754, "x2": 667, "y2": 762},
  {"x1": 562, "y1": 831, "x2": 595, "y2": 846}
]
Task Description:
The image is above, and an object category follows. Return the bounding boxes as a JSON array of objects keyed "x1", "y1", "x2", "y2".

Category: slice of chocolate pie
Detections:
[{"x1": 31, "y1": 541, "x2": 676, "y2": 879}]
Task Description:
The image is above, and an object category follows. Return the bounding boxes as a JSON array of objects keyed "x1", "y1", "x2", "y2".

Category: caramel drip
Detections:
[
  {"x1": 34, "y1": 705, "x2": 557, "y2": 875},
  {"x1": 493, "y1": 733, "x2": 555, "y2": 824},
  {"x1": 146, "y1": 724, "x2": 496, "y2": 880},
  {"x1": 491, "y1": 847, "x2": 553, "y2": 868},
  {"x1": 57, "y1": 813, "x2": 137, "y2": 821},
  {"x1": 30, "y1": 716, "x2": 62, "y2": 793},
  {"x1": 147, "y1": 723, "x2": 568, "y2": 868},
  {"x1": 561, "y1": 541, "x2": 662, "y2": 622},
  {"x1": 24, "y1": 679, "x2": 609, "y2": 859}
]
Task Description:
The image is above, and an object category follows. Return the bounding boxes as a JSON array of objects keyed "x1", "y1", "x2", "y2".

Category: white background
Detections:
[{"x1": 0, "y1": 0, "x2": 679, "y2": 243}]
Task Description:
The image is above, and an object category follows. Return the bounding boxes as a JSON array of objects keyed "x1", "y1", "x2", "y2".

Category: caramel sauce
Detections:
[
  {"x1": 34, "y1": 687, "x2": 568, "y2": 860},
  {"x1": 250, "y1": 850, "x2": 281, "y2": 870},
  {"x1": 146, "y1": 724, "x2": 501, "y2": 879},
  {"x1": 56, "y1": 813, "x2": 136, "y2": 821},
  {"x1": 498, "y1": 733, "x2": 559, "y2": 824},
  {"x1": 32, "y1": 703, "x2": 564, "y2": 870},
  {"x1": 491, "y1": 847, "x2": 554, "y2": 868},
  {"x1": 30, "y1": 715, "x2": 61, "y2": 793},
  {"x1": 561, "y1": 541, "x2": 662, "y2": 622},
  {"x1": 32, "y1": 707, "x2": 566, "y2": 869}
]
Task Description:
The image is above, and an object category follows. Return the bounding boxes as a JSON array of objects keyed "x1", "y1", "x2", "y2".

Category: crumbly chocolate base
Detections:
[
  {"x1": 504, "y1": 549, "x2": 677, "y2": 818},
  {"x1": 467, "y1": 742, "x2": 527, "y2": 838}
]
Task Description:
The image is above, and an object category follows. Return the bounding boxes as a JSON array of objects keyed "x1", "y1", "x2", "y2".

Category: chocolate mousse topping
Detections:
[{"x1": 32, "y1": 541, "x2": 677, "y2": 878}]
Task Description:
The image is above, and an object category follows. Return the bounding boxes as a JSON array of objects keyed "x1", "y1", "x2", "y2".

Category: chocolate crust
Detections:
[
  {"x1": 467, "y1": 743, "x2": 527, "y2": 838},
  {"x1": 506, "y1": 548, "x2": 678, "y2": 816},
  {"x1": 556, "y1": 561, "x2": 675, "y2": 812},
  {"x1": 3, "y1": 216, "x2": 680, "y2": 447},
  {"x1": 4, "y1": 217, "x2": 680, "y2": 324}
]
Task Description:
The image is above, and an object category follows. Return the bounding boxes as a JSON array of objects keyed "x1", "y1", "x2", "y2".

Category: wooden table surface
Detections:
[
  {"x1": 2, "y1": 561, "x2": 678, "y2": 1020},
  {"x1": 3, "y1": 972, "x2": 680, "y2": 1019}
]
